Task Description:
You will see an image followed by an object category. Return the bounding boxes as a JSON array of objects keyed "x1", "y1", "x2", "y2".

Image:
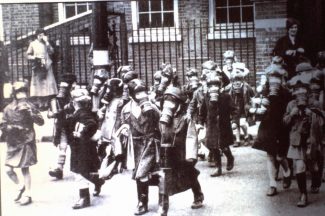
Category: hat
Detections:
[
  {"x1": 122, "y1": 71, "x2": 138, "y2": 84},
  {"x1": 117, "y1": 65, "x2": 133, "y2": 75},
  {"x1": 265, "y1": 64, "x2": 287, "y2": 77},
  {"x1": 186, "y1": 67, "x2": 199, "y2": 77},
  {"x1": 71, "y1": 89, "x2": 91, "y2": 102},
  {"x1": 231, "y1": 62, "x2": 249, "y2": 79},
  {"x1": 202, "y1": 60, "x2": 219, "y2": 70},
  {"x1": 127, "y1": 79, "x2": 147, "y2": 97},
  {"x1": 154, "y1": 70, "x2": 162, "y2": 81},
  {"x1": 161, "y1": 63, "x2": 174, "y2": 77},
  {"x1": 13, "y1": 81, "x2": 28, "y2": 93},
  {"x1": 286, "y1": 18, "x2": 300, "y2": 30},
  {"x1": 60, "y1": 73, "x2": 76, "y2": 84},
  {"x1": 287, "y1": 75, "x2": 310, "y2": 89},
  {"x1": 164, "y1": 86, "x2": 186, "y2": 102},
  {"x1": 35, "y1": 28, "x2": 46, "y2": 36},
  {"x1": 223, "y1": 50, "x2": 235, "y2": 60},
  {"x1": 296, "y1": 62, "x2": 313, "y2": 73}
]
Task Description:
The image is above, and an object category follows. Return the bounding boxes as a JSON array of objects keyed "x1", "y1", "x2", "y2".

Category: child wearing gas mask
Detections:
[
  {"x1": 0, "y1": 81, "x2": 44, "y2": 206},
  {"x1": 68, "y1": 89, "x2": 103, "y2": 209},
  {"x1": 284, "y1": 77, "x2": 324, "y2": 207},
  {"x1": 97, "y1": 78, "x2": 126, "y2": 179},
  {"x1": 253, "y1": 64, "x2": 292, "y2": 197},
  {"x1": 120, "y1": 79, "x2": 161, "y2": 215},
  {"x1": 229, "y1": 63, "x2": 255, "y2": 147},
  {"x1": 48, "y1": 73, "x2": 76, "y2": 179},
  {"x1": 197, "y1": 70, "x2": 237, "y2": 177}
]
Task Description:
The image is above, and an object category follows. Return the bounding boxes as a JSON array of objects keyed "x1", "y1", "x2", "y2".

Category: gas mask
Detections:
[
  {"x1": 90, "y1": 69, "x2": 109, "y2": 95},
  {"x1": 57, "y1": 82, "x2": 71, "y2": 98},
  {"x1": 160, "y1": 95, "x2": 179, "y2": 125},
  {"x1": 134, "y1": 91, "x2": 153, "y2": 114},
  {"x1": 101, "y1": 78, "x2": 123, "y2": 104},
  {"x1": 293, "y1": 87, "x2": 308, "y2": 109},
  {"x1": 268, "y1": 75, "x2": 282, "y2": 96},
  {"x1": 206, "y1": 75, "x2": 221, "y2": 103},
  {"x1": 157, "y1": 64, "x2": 174, "y2": 95},
  {"x1": 232, "y1": 77, "x2": 244, "y2": 94},
  {"x1": 309, "y1": 82, "x2": 321, "y2": 100},
  {"x1": 225, "y1": 59, "x2": 234, "y2": 71},
  {"x1": 187, "y1": 76, "x2": 200, "y2": 91}
]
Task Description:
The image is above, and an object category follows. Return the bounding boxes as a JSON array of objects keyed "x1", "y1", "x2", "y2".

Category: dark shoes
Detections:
[
  {"x1": 93, "y1": 178, "x2": 105, "y2": 196},
  {"x1": 72, "y1": 188, "x2": 91, "y2": 210},
  {"x1": 226, "y1": 156, "x2": 234, "y2": 171},
  {"x1": 49, "y1": 168, "x2": 63, "y2": 179},
  {"x1": 310, "y1": 186, "x2": 320, "y2": 194},
  {"x1": 282, "y1": 176, "x2": 291, "y2": 189},
  {"x1": 14, "y1": 186, "x2": 25, "y2": 202},
  {"x1": 191, "y1": 193, "x2": 204, "y2": 209},
  {"x1": 266, "y1": 187, "x2": 277, "y2": 196},
  {"x1": 134, "y1": 202, "x2": 148, "y2": 215},
  {"x1": 233, "y1": 141, "x2": 241, "y2": 147},
  {"x1": 297, "y1": 193, "x2": 308, "y2": 207},
  {"x1": 210, "y1": 167, "x2": 222, "y2": 177},
  {"x1": 19, "y1": 196, "x2": 32, "y2": 206}
]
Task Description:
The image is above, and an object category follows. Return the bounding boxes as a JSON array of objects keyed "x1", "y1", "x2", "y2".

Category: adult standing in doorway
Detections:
[
  {"x1": 273, "y1": 18, "x2": 305, "y2": 79},
  {"x1": 27, "y1": 28, "x2": 58, "y2": 110}
]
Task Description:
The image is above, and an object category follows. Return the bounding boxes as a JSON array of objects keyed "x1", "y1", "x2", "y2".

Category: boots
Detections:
[
  {"x1": 223, "y1": 147, "x2": 234, "y2": 171},
  {"x1": 72, "y1": 188, "x2": 90, "y2": 209},
  {"x1": 210, "y1": 153, "x2": 222, "y2": 177},
  {"x1": 158, "y1": 194, "x2": 169, "y2": 216},
  {"x1": 296, "y1": 173, "x2": 308, "y2": 207},
  {"x1": 134, "y1": 181, "x2": 148, "y2": 215},
  {"x1": 191, "y1": 178, "x2": 204, "y2": 209}
]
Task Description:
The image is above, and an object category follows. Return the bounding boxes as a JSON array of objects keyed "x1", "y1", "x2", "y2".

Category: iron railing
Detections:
[{"x1": 2, "y1": 19, "x2": 256, "y2": 88}]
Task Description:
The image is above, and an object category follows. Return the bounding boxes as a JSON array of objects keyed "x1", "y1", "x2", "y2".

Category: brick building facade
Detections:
[{"x1": 1, "y1": 0, "x2": 324, "y2": 86}]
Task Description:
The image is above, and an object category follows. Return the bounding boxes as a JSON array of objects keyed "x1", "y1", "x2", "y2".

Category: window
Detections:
[
  {"x1": 138, "y1": 0, "x2": 175, "y2": 28},
  {"x1": 130, "y1": 0, "x2": 181, "y2": 43},
  {"x1": 58, "y1": 2, "x2": 92, "y2": 21},
  {"x1": 209, "y1": 0, "x2": 255, "y2": 39}
]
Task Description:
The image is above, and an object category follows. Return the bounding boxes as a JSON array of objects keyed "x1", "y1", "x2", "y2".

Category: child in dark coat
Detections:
[
  {"x1": 0, "y1": 81, "x2": 44, "y2": 206},
  {"x1": 68, "y1": 88, "x2": 103, "y2": 209}
]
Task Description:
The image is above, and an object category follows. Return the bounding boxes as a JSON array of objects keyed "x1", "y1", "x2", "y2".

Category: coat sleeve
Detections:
[
  {"x1": 30, "y1": 104, "x2": 45, "y2": 126},
  {"x1": 186, "y1": 90, "x2": 198, "y2": 117},
  {"x1": 283, "y1": 102, "x2": 297, "y2": 126},
  {"x1": 197, "y1": 98, "x2": 207, "y2": 125}
]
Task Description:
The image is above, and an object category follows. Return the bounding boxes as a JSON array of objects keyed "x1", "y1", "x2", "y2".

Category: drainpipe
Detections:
[{"x1": 90, "y1": 2, "x2": 110, "y2": 112}]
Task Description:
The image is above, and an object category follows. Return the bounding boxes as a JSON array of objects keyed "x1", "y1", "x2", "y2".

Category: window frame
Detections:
[
  {"x1": 130, "y1": 0, "x2": 181, "y2": 43},
  {"x1": 58, "y1": 2, "x2": 92, "y2": 22},
  {"x1": 208, "y1": 0, "x2": 255, "y2": 39}
]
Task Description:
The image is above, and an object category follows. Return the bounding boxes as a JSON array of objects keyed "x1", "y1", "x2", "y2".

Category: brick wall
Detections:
[
  {"x1": 254, "y1": 0, "x2": 288, "y2": 78},
  {"x1": 2, "y1": 4, "x2": 40, "y2": 37}
]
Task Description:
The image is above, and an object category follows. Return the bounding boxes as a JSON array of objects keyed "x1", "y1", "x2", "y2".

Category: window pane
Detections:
[
  {"x1": 139, "y1": 0, "x2": 149, "y2": 12},
  {"x1": 151, "y1": 0, "x2": 162, "y2": 11},
  {"x1": 242, "y1": 6, "x2": 254, "y2": 22},
  {"x1": 229, "y1": 7, "x2": 240, "y2": 22},
  {"x1": 163, "y1": 12, "x2": 174, "y2": 27},
  {"x1": 139, "y1": 14, "x2": 150, "y2": 28},
  {"x1": 216, "y1": 0, "x2": 228, "y2": 7},
  {"x1": 242, "y1": 0, "x2": 253, "y2": 5},
  {"x1": 88, "y1": 3, "x2": 92, "y2": 10},
  {"x1": 163, "y1": 0, "x2": 174, "y2": 10},
  {"x1": 216, "y1": 8, "x2": 227, "y2": 23},
  {"x1": 66, "y1": 6, "x2": 76, "y2": 18},
  {"x1": 151, "y1": 13, "x2": 162, "y2": 27},
  {"x1": 77, "y1": 5, "x2": 87, "y2": 14},
  {"x1": 228, "y1": 0, "x2": 240, "y2": 6}
]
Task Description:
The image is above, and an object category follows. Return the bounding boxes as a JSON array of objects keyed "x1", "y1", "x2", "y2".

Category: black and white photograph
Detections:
[{"x1": 0, "y1": 0, "x2": 325, "y2": 215}]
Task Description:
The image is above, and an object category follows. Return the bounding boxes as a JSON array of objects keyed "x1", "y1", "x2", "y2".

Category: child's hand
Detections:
[{"x1": 73, "y1": 131, "x2": 82, "y2": 138}]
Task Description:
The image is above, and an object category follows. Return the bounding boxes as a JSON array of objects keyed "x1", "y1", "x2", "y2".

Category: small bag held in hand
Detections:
[{"x1": 32, "y1": 57, "x2": 47, "y2": 80}]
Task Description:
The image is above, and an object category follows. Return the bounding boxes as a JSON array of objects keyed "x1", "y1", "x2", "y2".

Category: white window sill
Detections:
[
  {"x1": 207, "y1": 31, "x2": 255, "y2": 40},
  {"x1": 129, "y1": 34, "x2": 182, "y2": 43}
]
